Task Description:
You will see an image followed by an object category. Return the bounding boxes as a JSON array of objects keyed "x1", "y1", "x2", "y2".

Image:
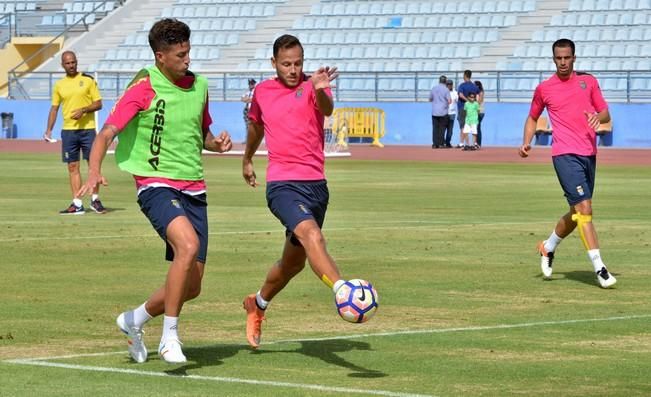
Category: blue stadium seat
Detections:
[{"x1": 482, "y1": 1, "x2": 497, "y2": 12}]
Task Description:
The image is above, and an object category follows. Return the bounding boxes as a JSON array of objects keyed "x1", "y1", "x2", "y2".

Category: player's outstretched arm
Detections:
[
  {"x1": 311, "y1": 66, "x2": 338, "y2": 116},
  {"x1": 242, "y1": 121, "x2": 264, "y2": 187},
  {"x1": 204, "y1": 129, "x2": 232, "y2": 153},
  {"x1": 519, "y1": 116, "x2": 537, "y2": 158},
  {"x1": 77, "y1": 124, "x2": 118, "y2": 197}
]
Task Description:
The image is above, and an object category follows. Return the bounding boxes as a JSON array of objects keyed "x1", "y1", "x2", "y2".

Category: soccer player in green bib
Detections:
[{"x1": 78, "y1": 19, "x2": 232, "y2": 363}]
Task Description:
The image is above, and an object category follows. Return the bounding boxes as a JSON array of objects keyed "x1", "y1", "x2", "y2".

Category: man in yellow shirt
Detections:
[{"x1": 44, "y1": 51, "x2": 105, "y2": 215}]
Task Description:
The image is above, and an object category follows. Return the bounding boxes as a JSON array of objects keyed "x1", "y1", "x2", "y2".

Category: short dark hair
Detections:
[
  {"x1": 464, "y1": 70, "x2": 472, "y2": 79},
  {"x1": 148, "y1": 18, "x2": 190, "y2": 52},
  {"x1": 446, "y1": 80, "x2": 453, "y2": 86},
  {"x1": 439, "y1": 75, "x2": 447, "y2": 84},
  {"x1": 272, "y1": 34, "x2": 303, "y2": 58},
  {"x1": 248, "y1": 78, "x2": 256, "y2": 85},
  {"x1": 552, "y1": 38, "x2": 575, "y2": 56}
]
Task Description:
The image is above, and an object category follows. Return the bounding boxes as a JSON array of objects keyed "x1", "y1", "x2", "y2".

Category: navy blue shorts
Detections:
[
  {"x1": 137, "y1": 187, "x2": 208, "y2": 263},
  {"x1": 61, "y1": 129, "x2": 96, "y2": 163},
  {"x1": 266, "y1": 180, "x2": 329, "y2": 246},
  {"x1": 552, "y1": 154, "x2": 596, "y2": 206}
]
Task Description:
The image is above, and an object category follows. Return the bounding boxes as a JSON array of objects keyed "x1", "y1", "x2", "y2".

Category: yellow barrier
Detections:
[{"x1": 332, "y1": 107, "x2": 385, "y2": 148}]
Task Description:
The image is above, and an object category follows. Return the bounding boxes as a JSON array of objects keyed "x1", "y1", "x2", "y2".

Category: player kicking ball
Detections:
[{"x1": 241, "y1": 34, "x2": 365, "y2": 348}]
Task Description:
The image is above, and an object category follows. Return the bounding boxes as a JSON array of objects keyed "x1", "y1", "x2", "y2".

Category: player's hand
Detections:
[
  {"x1": 584, "y1": 111, "x2": 600, "y2": 130},
  {"x1": 310, "y1": 66, "x2": 339, "y2": 90},
  {"x1": 71, "y1": 108, "x2": 84, "y2": 120},
  {"x1": 43, "y1": 131, "x2": 56, "y2": 143},
  {"x1": 77, "y1": 171, "x2": 108, "y2": 198},
  {"x1": 242, "y1": 160, "x2": 258, "y2": 188},
  {"x1": 518, "y1": 144, "x2": 531, "y2": 158},
  {"x1": 211, "y1": 130, "x2": 233, "y2": 153}
]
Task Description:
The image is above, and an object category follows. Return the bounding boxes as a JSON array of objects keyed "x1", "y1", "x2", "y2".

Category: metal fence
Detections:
[{"x1": 7, "y1": 70, "x2": 651, "y2": 103}]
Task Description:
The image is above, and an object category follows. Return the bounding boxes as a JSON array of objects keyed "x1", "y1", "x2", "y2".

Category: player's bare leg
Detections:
[
  {"x1": 292, "y1": 219, "x2": 342, "y2": 288},
  {"x1": 154, "y1": 216, "x2": 200, "y2": 362},
  {"x1": 572, "y1": 201, "x2": 616, "y2": 288}
]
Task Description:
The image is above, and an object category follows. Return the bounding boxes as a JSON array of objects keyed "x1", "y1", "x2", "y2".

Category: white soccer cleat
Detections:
[
  {"x1": 158, "y1": 338, "x2": 187, "y2": 364},
  {"x1": 537, "y1": 241, "x2": 554, "y2": 279},
  {"x1": 596, "y1": 267, "x2": 617, "y2": 288},
  {"x1": 116, "y1": 312, "x2": 148, "y2": 363}
]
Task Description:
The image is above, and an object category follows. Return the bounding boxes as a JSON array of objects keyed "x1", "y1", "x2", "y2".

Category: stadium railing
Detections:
[{"x1": 7, "y1": 70, "x2": 651, "y2": 104}]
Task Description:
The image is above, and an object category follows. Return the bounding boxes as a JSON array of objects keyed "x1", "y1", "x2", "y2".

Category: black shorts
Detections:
[
  {"x1": 61, "y1": 129, "x2": 96, "y2": 163},
  {"x1": 266, "y1": 180, "x2": 329, "y2": 246},
  {"x1": 137, "y1": 187, "x2": 208, "y2": 263},
  {"x1": 552, "y1": 154, "x2": 596, "y2": 206}
]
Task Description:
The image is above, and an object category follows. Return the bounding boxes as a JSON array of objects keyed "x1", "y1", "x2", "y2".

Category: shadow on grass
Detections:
[
  {"x1": 554, "y1": 270, "x2": 618, "y2": 287},
  {"x1": 163, "y1": 339, "x2": 386, "y2": 378}
]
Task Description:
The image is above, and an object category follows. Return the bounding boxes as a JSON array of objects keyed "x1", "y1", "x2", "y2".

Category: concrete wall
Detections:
[
  {"x1": 1, "y1": 98, "x2": 649, "y2": 148},
  {"x1": 0, "y1": 37, "x2": 64, "y2": 95}
]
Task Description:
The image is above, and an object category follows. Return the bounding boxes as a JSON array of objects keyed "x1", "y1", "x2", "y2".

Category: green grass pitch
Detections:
[{"x1": 1, "y1": 152, "x2": 650, "y2": 396}]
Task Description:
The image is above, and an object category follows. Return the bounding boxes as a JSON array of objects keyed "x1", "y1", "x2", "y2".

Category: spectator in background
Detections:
[
  {"x1": 44, "y1": 51, "x2": 105, "y2": 215},
  {"x1": 462, "y1": 92, "x2": 480, "y2": 150},
  {"x1": 241, "y1": 78, "x2": 256, "y2": 142},
  {"x1": 457, "y1": 70, "x2": 479, "y2": 148},
  {"x1": 445, "y1": 80, "x2": 458, "y2": 148},
  {"x1": 475, "y1": 80, "x2": 485, "y2": 148},
  {"x1": 429, "y1": 75, "x2": 451, "y2": 149}
]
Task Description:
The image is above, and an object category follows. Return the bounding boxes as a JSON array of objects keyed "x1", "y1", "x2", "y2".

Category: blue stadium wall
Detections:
[{"x1": 1, "y1": 99, "x2": 650, "y2": 147}]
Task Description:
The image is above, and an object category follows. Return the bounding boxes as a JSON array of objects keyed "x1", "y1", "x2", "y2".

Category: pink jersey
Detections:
[
  {"x1": 248, "y1": 75, "x2": 330, "y2": 182},
  {"x1": 529, "y1": 72, "x2": 608, "y2": 157},
  {"x1": 105, "y1": 73, "x2": 212, "y2": 193}
]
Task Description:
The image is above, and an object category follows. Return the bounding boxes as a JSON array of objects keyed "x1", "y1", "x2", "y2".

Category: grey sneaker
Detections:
[{"x1": 116, "y1": 312, "x2": 148, "y2": 363}]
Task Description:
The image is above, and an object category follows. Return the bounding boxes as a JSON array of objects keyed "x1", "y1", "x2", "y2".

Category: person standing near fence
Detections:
[
  {"x1": 44, "y1": 51, "x2": 106, "y2": 215},
  {"x1": 77, "y1": 18, "x2": 233, "y2": 363},
  {"x1": 241, "y1": 34, "x2": 352, "y2": 349},
  {"x1": 456, "y1": 70, "x2": 479, "y2": 148},
  {"x1": 475, "y1": 80, "x2": 485, "y2": 148},
  {"x1": 241, "y1": 78, "x2": 256, "y2": 141},
  {"x1": 429, "y1": 75, "x2": 451, "y2": 149},
  {"x1": 445, "y1": 80, "x2": 458, "y2": 148},
  {"x1": 518, "y1": 38, "x2": 616, "y2": 289}
]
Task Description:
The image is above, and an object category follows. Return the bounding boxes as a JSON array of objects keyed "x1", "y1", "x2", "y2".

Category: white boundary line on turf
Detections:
[
  {"x1": 5, "y1": 314, "x2": 650, "y2": 397},
  {"x1": 3, "y1": 360, "x2": 432, "y2": 397},
  {"x1": 268, "y1": 313, "x2": 651, "y2": 345}
]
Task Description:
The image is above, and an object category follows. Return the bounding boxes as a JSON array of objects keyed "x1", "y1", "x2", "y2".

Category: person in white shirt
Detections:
[{"x1": 445, "y1": 80, "x2": 458, "y2": 148}]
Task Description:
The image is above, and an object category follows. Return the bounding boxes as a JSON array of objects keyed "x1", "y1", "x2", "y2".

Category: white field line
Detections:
[
  {"x1": 5, "y1": 314, "x2": 650, "y2": 396},
  {"x1": 4, "y1": 360, "x2": 432, "y2": 397},
  {"x1": 0, "y1": 221, "x2": 547, "y2": 243}
]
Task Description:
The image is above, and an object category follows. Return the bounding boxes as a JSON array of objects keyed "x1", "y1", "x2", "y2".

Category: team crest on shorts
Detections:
[
  {"x1": 579, "y1": 81, "x2": 587, "y2": 89},
  {"x1": 171, "y1": 199, "x2": 181, "y2": 208},
  {"x1": 295, "y1": 87, "x2": 303, "y2": 98},
  {"x1": 576, "y1": 185, "x2": 584, "y2": 196}
]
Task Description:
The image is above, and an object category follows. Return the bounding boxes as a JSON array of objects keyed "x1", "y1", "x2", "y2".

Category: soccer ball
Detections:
[{"x1": 335, "y1": 279, "x2": 379, "y2": 323}]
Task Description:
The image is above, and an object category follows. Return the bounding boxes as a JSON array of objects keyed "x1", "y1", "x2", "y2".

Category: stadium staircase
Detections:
[
  {"x1": 36, "y1": 0, "x2": 175, "y2": 72},
  {"x1": 464, "y1": 0, "x2": 570, "y2": 70}
]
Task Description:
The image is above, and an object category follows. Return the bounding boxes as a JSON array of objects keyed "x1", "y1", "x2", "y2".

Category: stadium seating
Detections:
[{"x1": 12, "y1": 0, "x2": 649, "y2": 102}]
